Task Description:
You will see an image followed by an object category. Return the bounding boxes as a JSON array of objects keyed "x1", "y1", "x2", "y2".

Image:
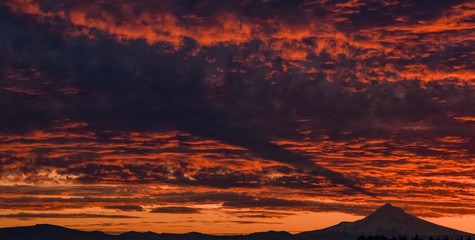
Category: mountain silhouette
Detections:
[
  {"x1": 0, "y1": 224, "x2": 116, "y2": 240},
  {"x1": 298, "y1": 203, "x2": 473, "y2": 240},
  {"x1": 0, "y1": 204, "x2": 473, "y2": 240}
]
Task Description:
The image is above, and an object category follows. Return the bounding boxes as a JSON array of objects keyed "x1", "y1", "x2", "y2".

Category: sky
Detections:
[{"x1": 0, "y1": 0, "x2": 474, "y2": 235}]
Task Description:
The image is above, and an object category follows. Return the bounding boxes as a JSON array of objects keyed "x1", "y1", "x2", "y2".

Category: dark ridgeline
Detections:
[
  {"x1": 297, "y1": 203, "x2": 473, "y2": 240},
  {"x1": 0, "y1": 204, "x2": 473, "y2": 240},
  {"x1": 355, "y1": 236, "x2": 473, "y2": 240},
  {"x1": 0, "y1": 225, "x2": 292, "y2": 240}
]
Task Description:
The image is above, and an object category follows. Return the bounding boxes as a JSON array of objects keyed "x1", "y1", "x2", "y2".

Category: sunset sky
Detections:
[{"x1": 0, "y1": 0, "x2": 474, "y2": 235}]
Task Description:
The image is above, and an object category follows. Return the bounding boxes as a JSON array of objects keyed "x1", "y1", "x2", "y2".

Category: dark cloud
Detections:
[
  {"x1": 55, "y1": 163, "x2": 335, "y2": 190},
  {"x1": 0, "y1": 185, "x2": 137, "y2": 196},
  {"x1": 1, "y1": 193, "x2": 357, "y2": 213},
  {"x1": 0, "y1": 212, "x2": 138, "y2": 219},
  {"x1": 228, "y1": 220, "x2": 282, "y2": 225},
  {"x1": 104, "y1": 205, "x2": 145, "y2": 212},
  {"x1": 225, "y1": 210, "x2": 295, "y2": 219},
  {"x1": 150, "y1": 207, "x2": 201, "y2": 214},
  {"x1": 152, "y1": 192, "x2": 374, "y2": 215},
  {"x1": 337, "y1": 0, "x2": 471, "y2": 31}
]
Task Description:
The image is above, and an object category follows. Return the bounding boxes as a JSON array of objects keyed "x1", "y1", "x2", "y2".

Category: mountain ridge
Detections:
[
  {"x1": 298, "y1": 203, "x2": 473, "y2": 240},
  {"x1": 0, "y1": 203, "x2": 473, "y2": 240}
]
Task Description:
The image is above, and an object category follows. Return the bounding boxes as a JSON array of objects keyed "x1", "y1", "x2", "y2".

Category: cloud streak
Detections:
[
  {"x1": 150, "y1": 207, "x2": 201, "y2": 214},
  {"x1": 0, "y1": 213, "x2": 138, "y2": 219}
]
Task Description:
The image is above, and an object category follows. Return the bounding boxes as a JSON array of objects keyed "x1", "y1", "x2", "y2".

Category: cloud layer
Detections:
[{"x1": 0, "y1": 0, "x2": 473, "y2": 234}]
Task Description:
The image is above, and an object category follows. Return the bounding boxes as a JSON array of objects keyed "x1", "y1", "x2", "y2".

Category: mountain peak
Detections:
[
  {"x1": 382, "y1": 202, "x2": 394, "y2": 207},
  {"x1": 370, "y1": 203, "x2": 406, "y2": 217},
  {"x1": 378, "y1": 202, "x2": 399, "y2": 210}
]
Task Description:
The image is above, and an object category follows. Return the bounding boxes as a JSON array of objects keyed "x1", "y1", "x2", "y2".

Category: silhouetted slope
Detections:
[
  {"x1": 298, "y1": 203, "x2": 473, "y2": 240},
  {"x1": 246, "y1": 230, "x2": 294, "y2": 240},
  {"x1": 118, "y1": 230, "x2": 293, "y2": 240},
  {"x1": 0, "y1": 225, "x2": 294, "y2": 240},
  {"x1": 0, "y1": 224, "x2": 116, "y2": 240}
]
